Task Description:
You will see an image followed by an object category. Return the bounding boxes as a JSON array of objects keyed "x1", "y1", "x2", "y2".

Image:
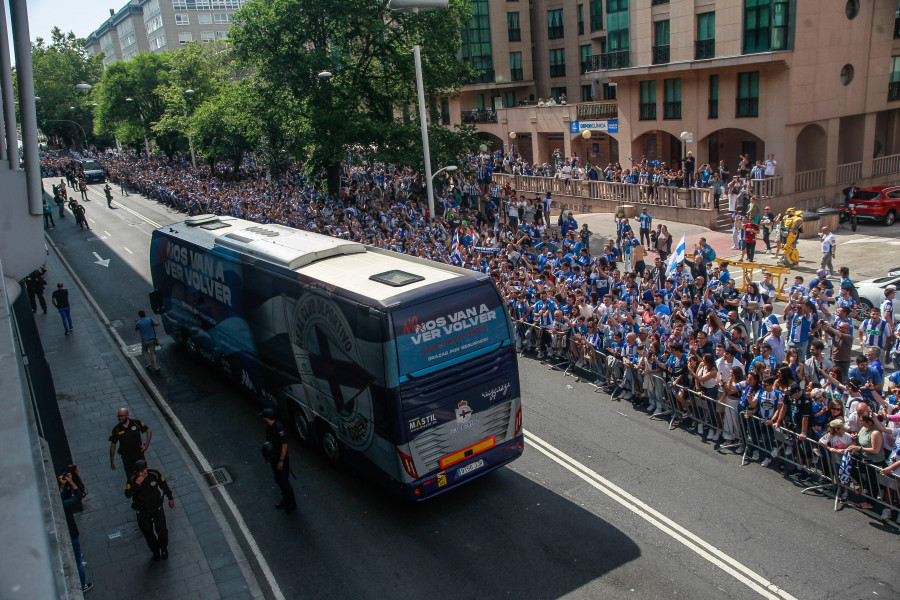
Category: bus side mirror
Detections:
[{"x1": 149, "y1": 290, "x2": 164, "y2": 314}]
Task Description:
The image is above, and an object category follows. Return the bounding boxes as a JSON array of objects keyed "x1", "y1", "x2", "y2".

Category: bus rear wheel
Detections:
[{"x1": 319, "y1": 424, "x2": 343, "y2": 469}]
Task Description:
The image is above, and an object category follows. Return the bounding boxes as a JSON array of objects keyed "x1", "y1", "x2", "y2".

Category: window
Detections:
[
  {"x1": 550, "y1": 86, "x2": 567, "y2": 102},
  {"x1": 737, "y1": 71, "x2": 759, "y2": 117},
  {"x1": 895, "y1": 1, "x2": 900, "y2": 38},
  {"x1": 440, "y1": 98, "x2": 450, "y2": 125},
  {"x1": 178, "y1": 32, "x2": 193, "y2": 44},
  {"x1": 696, "y1": 12, "x2": 715, "y2": 59},
  {"x1": 117, "y1": 18, "x2": 134, "y2": 38},
  {"x1": 508, "y1": 12, "x2": 521, "y2": 42},
  {"x1": 548, "y1": 9, "x2": 564, "y2": 39},
  {"x1": 640, "y1": 80, "x2": 656, "y2": 120},
  {"x1": 582, "y1": 84, "x2": 593, "y2": 102},
  {"x1": 121, "y1": 33, "x2": 136, "y2": 48},
  {"x1": 653, "y1": 20, "x2": 670, "y2": 64},
  {"x1": 214, "y1": 13, "x2": 231, "y2": 24},
  {"x1": 145, "y1": 16, "x2": 163, "y2": 35},
  {"x1": 504, "y1": 91, "x2": 516, "y2": 108},
  {"x1": 215, "y1": 30, "x2": 228, "y2": 40},
  {"x1": 175, "y1": 13, "x2": 190, "y2": 25},
  {"x1": 708, "y1": 74, "x2": 719, "y2": 118},
  {"x1": 173, "y1": 0, "x2": 187, "y2": 7},
  {"x1": 578, "y1": 4, "x2": 584, "y2": 35},
  {"x1": 549, "y1": 48, "x2": 566, "y2": 77},
  {"x1": 663, "y1": 78, "x2": 681, "y2": 119},
  {"x1": 461, "y1": 0, "x2": 494, "y2": 84},
  {"x1": 606, "y1": 0, "x2": 629, "y2": 67},
  {"x1": 198, "y1": 13, "x2": 213, "y2": 24},
  {"x1": 510, "y1": 52, "x2": 523, "y2": 81},
  {"x1": 580, "y1": 44, "x2": 592, "y2": 73},
  {"x1": 145, "y1": 0, "x2": 160, "y2": 17},
  {"x1": 890, "y1": 56, "x2": 900, "y2": 101},
  {"x1": 196, "y1": 0, "x2": 211, "y2": 8},
  {"x1": 201, "y1": 31, "x2": 215, "y2": 42},
  {"x1": 744, "y1": 0, "x2": 790, "y2": 54},
  {"x1": 149, "y1": 35, "x2": 167, "y2": 51},
  {"x1": 589, "y1": 0, "x2": 602, "y2": 32},
  {"x1": 603, "y1": 82, "x2": 617, "y2": 100}
]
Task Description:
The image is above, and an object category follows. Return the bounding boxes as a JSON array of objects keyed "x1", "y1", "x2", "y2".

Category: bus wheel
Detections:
[
  {"x1": 319, "y1": 424, "x2": 343, "y2": 468},
  {"x1": 184, "y1": 334, "x2": 199, "y2": 360},
  {"x1": 290, "y1": 404, "x2": 314, "y2": 448}
]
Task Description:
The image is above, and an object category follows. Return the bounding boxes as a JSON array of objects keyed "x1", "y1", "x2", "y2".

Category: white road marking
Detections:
[
  {"x1": 88, "y1": 218, "x2": 96, "y2": 223},
  {"x1": 87, "y1": 185, "x2": 162, "y2": 228},
  {"x1": 523, "y1": 430, "x2": 798, "y2": 600},
  {"x1": 104, "y1": 230, "x2": 111, "y2": 237},
  {"x1": 123, "y1": 247, "x2": 134, "y2": 254}
]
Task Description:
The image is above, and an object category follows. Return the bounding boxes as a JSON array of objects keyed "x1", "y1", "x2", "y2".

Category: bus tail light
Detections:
[
  {"x1": 397, "y1": 448, "x2": 419, "y2": 479},
  {"x1": 514, "y1": 405, "x2": 522, "y2": 436}
]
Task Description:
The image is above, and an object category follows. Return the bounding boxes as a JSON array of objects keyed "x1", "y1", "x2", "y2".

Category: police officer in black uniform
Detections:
[
  {"x1": 125, "y1": 460, "x2": 174, "y2": 561},
  {"x1": 260, "y1": 408, "x2": 296, "y2": 513},
  {"x1": 109, "y1": 408, "x2": 152, "y2": 478},
  {"x1": 25, "y1": 267, "x2": 48, "y2": 313}
]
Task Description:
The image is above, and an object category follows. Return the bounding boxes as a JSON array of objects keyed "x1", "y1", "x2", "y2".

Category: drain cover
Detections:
[{"x1": 203, "y1": 467, "x2": 232, "y2": 488}]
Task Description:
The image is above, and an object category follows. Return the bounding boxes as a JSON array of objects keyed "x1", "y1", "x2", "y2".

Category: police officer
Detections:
[
  {"x1": 260, "y1": 408, "x2": 296, "y2": 513},
  {"x1": 124, "y1": 460, "x2": 174, "y2": 561},
  {"x1": 25, "y1": 267, "x2": 48, "y2": 313},
  {"x1": 109, "y1": 408, "x2": 152, "y2": 478}
]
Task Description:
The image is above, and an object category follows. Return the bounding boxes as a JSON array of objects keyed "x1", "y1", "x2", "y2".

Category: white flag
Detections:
[{"x1": 665, "y1": 234, "x2": 686, "y2": 278}]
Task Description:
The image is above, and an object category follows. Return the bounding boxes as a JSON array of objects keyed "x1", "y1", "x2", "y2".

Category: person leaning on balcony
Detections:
[{"x1": 764, "y1": 154, "x2": 777, "y2": 178}]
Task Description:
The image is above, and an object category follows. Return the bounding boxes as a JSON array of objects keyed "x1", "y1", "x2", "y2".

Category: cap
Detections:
[
  {"x1": 259, "y1": 408, "x2": 276, "y2": 419},
  {"x1": 828, "y1": 419, "x2": 848, "y2": 430},
  {"x1": 810, "y1": 388, "x2": 825, "y2": 399},
  {"x1": 847, "y1": 377, "x2": 862, "y2": 390},
  {"x1": 816, "y1": 269, "x2": 827, "y2": 277},
  {"x1": 788, "y1": 384, "x2": 802, "y2": 395}
]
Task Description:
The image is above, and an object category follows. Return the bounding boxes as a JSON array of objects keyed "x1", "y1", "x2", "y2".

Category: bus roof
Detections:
[{"x1": 161, "y1": 215, "x2": 466, "y2": 304}]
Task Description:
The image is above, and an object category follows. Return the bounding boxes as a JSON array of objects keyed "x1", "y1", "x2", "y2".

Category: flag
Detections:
[
  {"x1": 450, "y1": 231, "x2": 462, "y2": 266},
  {"x1": 838, "y1": 451, "x2": 852, "y2": 485},
  {"x1": 665, "y1": 234, "x2": 686, "y2": 278}
]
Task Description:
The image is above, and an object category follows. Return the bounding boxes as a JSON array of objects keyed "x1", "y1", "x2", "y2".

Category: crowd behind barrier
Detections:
[{"x1": 40, "y1": 147, "x2": 900, "y2": 528}]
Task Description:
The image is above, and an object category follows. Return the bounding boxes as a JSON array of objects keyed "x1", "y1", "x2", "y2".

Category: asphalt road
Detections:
[{"x1": 45, "y1": 179, "x2": 899, "y2": 600}]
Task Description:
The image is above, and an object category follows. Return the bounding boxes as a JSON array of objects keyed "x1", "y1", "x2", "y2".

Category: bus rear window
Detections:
[{"x1": 393, "y1": 285, "x2": 509, "y2": 376}]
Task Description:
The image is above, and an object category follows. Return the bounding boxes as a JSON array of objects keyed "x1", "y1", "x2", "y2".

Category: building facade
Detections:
[
  {"x1": 85, "y1": 0, "x2": 245, "y2": 65},
  {"x1": 451, "y1": 0, "x2": 900, "y2": 204}
]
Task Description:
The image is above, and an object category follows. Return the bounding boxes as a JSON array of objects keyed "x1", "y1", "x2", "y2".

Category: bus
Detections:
[{"x1": 149, "y1": 215, "x2": 523, "y2": 500}]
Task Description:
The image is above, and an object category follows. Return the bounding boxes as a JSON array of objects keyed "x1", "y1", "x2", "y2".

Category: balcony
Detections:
[
  {"x1": 695, "y1": 39, "x2": 715, "y2": 60},
  {"x1": 549, "y1": 64, "x2": 566, "y2": 78},
  {"x1": 511, "y1": 68, "x2": 523, "y2": 81},
  {"x1": 508, "y1": 28, "x2": 521, "y2": 42},
  {"x1": 461, "y1": 109, "x2": 497, "y2": 124},
  {"x1": 577, "y1": 101, "x2": 618, "y2": 120},
  {"x1": 736, "y1": 97, "x2": 759, "y2": 117},
  {"x1": 890, "y1": 81, "x2": 900, "y2": 102},
  {"x1": 708, "y1": 99, "x2": 718, "y2": 119},
  {"x1": 467, "y1": 69, "x2": 495, "y2": 85},
  {"x1": 639, "y1": 102, "x2": 656, "y2": 120},
  {"x1": 548, "y1": 26, "x2": 564, "y2": 39},
  {"x1": 652, "y1": 45, "x2": 670, "y2": 65},
  {"x1": 583, "y1": 49, "x2": 631, "y2": 72},
  {"x1": 663, "y1": 101, "x2": 681, "y2": 120}
]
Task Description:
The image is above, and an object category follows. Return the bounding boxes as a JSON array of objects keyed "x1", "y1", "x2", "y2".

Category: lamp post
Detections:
[
  {"x1": 389, "y1": 0, "x2": 450, "y2": 221},
  {"x1": 184, "y1": 89, "x2": 197, "y2": 169},
  {"x1": 126, "y1": 97, "x2": 152, "y2": 157}
]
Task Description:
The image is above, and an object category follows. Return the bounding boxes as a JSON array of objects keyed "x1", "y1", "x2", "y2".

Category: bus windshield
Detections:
[{"x1": 393, "y1": 285, "x2": 510, "y2": 376}]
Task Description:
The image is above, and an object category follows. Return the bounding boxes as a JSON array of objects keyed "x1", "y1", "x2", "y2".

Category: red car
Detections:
[{"x1": 849, "y1": 185, "x2": 900, "y2": 226}]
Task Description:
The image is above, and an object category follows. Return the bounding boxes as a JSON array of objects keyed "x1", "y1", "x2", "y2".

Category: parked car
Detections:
[
  {"x1": 848, "y1": 185, "x2": 900, "y2": 226},
  {"x1": 855, "y1": 272, "x2": 900, "y2": 319},
  {"x1": 77, "y1": 159, "x2": 105, "y2": 184}
]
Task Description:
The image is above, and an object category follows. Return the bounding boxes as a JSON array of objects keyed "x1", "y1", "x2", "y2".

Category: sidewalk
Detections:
[{"x1": 37, "y1": 241, "x2": 263, "y2": 599}]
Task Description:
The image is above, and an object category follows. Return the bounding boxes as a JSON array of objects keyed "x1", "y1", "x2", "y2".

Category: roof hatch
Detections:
[{"x1": 213, "y1": 223, "x2": 365, "y2": 270}]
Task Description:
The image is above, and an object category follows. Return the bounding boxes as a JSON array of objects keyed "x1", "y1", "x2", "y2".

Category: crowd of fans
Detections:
[{"x1": 40, "y1": 146, "x2": 900, "y2": 523}]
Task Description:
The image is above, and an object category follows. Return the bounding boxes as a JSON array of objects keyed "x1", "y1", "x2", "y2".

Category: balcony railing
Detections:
[
  {"x1": 750, "y1": 176, "x2": 783, "y2": 198},
  {"x1": 510, "y1": 68, "x2": 523, "y2": 81},
  {"x1": 795, "y1": 168, "x2": 825, "y2": 192},
  {"x1": 639, "y1": 102, "x2": 656, "y2": 120},
  {"x1": 873, "y1": 153, "x2": 900, "y2": 176},
  {"x1": 577, "y1": 101, "x2": 618, "y2": 120},
  {"x1": 467, "y1": 69, "x2": 495, "y2": 85},
  {"x1": 583, "y1": 49, "x2": 631, "y2": 72},
  {"x1": 837, "y1": 161, "x2": 862, "y2": 184},
  {"x1": 460, "y1": 109, "x2": 497, "y2": 124},
  {"x1": 708, "y1": 99, "x2": 718, "y2": 119},
  {"x1": 508, "y1": 28, "x2": 521, "y2": 42},
  {"x1": 736, "y1": 97, "x2": 759, "y2": 117},
  {"x1": 695, "y1": 39, "x2": 715, "y2": 60},
  {"x1": 548, "y1": 26, "x2": 564, "y2": 39},
  {"x1": 652, "y1": 45, "x2": 670, "y2": 65},
  {"x1": 889, "y1": 81, "x2": 900, "y2": 102},
  {"x1": 663, "y1": 101, "x2": 681, "y2": 120},
  {"x1": 549, "y1": 64, "x2": 566, "y2": 77}
]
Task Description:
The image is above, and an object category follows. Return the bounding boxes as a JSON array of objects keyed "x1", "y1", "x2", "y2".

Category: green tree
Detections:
[
  {"x1": 190, "y1": 79, "x2": 257, "y2": 175},
  {"x1": 230, "y1": 0, "x2": 474, "y2": 192},
  {"x1": 30, "y1": 27, "x2": 103, "y2": 149}
]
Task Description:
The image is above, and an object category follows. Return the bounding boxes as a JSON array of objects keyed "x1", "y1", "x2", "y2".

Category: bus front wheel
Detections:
[
  {"x1": 319, "y1": 424, "x2": 343, "y2": 469},
  {"x1": 290, "y1": 404, "x2": 314, "y2": 448}
]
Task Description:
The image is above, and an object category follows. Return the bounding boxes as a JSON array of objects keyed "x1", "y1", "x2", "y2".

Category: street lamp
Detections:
[
  {"x1": 126, "y1": 97, "x2": 152, "y2": 157},
  {"x1": 184, "y1": 89, "x2": 197, "y2": 169},
  {"x1": 389, "y1": 0, "x2": 450, "y2": 221},
  {"x1": 75, "y1": 83, "x2": 92, "y2": 91},
  {"x1": 431, "y1": 164, "x2": 457, "y2": 183}
]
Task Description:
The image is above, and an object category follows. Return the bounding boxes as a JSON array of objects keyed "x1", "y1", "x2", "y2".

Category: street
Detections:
[{"x1": 45, "y1": 179, "x2": 899, "y2": 600}]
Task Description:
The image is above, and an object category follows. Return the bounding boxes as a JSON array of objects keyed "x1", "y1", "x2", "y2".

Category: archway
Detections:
[
  {"x1": 701, "y1": 128, "x2": 766, "y2": 172},
  {"x1": 633, "y1": 130, "x2": 681, "y2": 170},
  {"x1": 573, "y1": 132, "x2": 619, "y2": 167},
  {"x1": 795, "y1": 124, "x2": 827, "y2": 172},
  {"x1": 475, "y1": 131, "x2": 504, "y2": 154}
]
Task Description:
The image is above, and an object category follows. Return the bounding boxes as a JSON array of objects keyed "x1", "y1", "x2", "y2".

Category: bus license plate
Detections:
[{"x1": 457, "y1": 459, "x2": 485, "y2": 477}]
